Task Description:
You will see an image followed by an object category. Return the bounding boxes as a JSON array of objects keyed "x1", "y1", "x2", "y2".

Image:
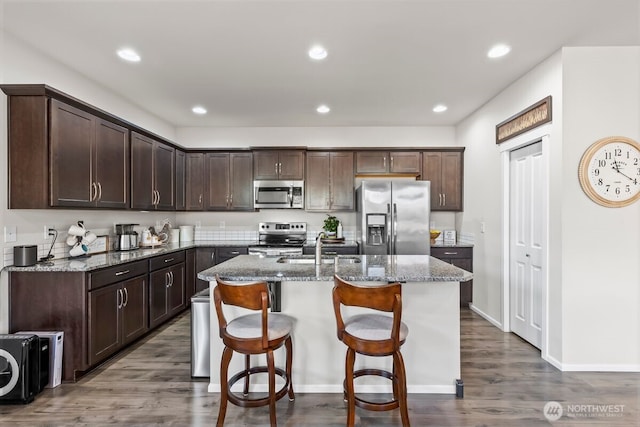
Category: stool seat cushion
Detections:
[
  {"x1": 344, "y1": 314, "x2": 408, "y2": 341},
  {"x1": 227, "y1": 313, "x2": 294, "y2": 340}
]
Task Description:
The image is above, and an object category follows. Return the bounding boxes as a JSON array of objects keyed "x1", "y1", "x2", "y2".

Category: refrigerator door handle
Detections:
[
  {"x1": 393, "y1": 203, "x2": 398, "y2": 255},
  {"x1": 386, "y1": 203, "x2": 392, "y2": 254}
]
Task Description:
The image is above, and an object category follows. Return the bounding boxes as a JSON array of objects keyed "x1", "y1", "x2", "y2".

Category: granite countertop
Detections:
[
  {"x1": 198, "y1": 254, "x2": 473, "y2": 283},
  {"x1": 4, "y1": 240, "x2": 258, "y2": 273}
]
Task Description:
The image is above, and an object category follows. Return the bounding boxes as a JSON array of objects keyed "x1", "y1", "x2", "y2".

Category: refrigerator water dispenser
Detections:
[{"x1": 366, "y1": 214, "x2": 387, "y2": 246}]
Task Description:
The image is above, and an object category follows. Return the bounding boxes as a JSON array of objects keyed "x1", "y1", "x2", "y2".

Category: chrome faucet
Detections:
[{"x1": 315, "y1": 233, "x2": 323, "y2": 264}]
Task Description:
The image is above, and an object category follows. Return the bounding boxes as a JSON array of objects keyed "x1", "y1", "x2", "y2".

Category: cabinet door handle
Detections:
[
  {"x1": 156, "y1": 190, "x2": 161, "y2": 206},
  {"x1": 199, "y1": 194, "x2": 202, "y2": 204},
  {"x1": 275, "y1": 162, "x2": 278, "y2": 175},
  {"x1": 117, "y1": 288, "x2": 123, "y2": 309},
  {"x1": 122, "y1": 287, "x2": 129, "y2": 307},
  {"x1": 230, "y1": 251, "x2": 240, "y2": 255},
  {"x1": 443, "y1": 193, "x2": 446, "y2": 206},
  {"x1": 211, "y1": 253, "x2": 215, "y2": 262},
  {"x1": 325, "y1": 251, "x2": 337, "y2": 255},
  {"x1": 166, "y1": 272, "x2": 170, "y2": 287},
  {"x1": 115, "y1": 270, "x2": 130, "y2": 276},
  {"x1": 444, "y1": 252, "x2": 458, "y2": 255},
  {"x1": 97, "y1": 182, "x2": 102, "y2": 201},
  {"x1": 90, "y1": 182, "x2": 97, "y2": 202},
  {"x1": 229, "y1": 194, "x2": 233, "y2": 205},
  {"x1": 164, "y1": 258, "x2": 174, "y2": 263},
  {"x1": 170, "y1": 271, "x2": 174, "y2": 286},
  {"x1": 390, "y1": 155, "x2": 394, "y2": 170},
  {"x1": 279, "y1": 162, "x2": 282, "y2": 175}
]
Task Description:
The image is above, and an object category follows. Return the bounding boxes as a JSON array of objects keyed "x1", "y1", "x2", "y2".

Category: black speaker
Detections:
[{"x1": 0, "y1": 334, "x2": 43, "y2": 404}]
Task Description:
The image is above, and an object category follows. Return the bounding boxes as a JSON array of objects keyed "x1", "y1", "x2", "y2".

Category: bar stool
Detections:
[
  {"x1": 213, "y1": 275, "x2": 295, "y2": 426},
  {"x1": 332, "y1": 274, "x2": 410, "y2": 426}
]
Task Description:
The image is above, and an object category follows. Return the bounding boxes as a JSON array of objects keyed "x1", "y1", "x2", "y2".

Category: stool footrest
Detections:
[
  {"x1": 346, "y1": 368, "x2": 400, "y2": 412},
  {"x1": 227, "y1": 366, "x2": 291, "y2": 408}
]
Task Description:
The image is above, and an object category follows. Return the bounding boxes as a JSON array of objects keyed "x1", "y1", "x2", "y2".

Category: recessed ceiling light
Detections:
[
  {"x1": 487, "y1": 44, "x2": 511, "y2": 59},
  {"x1": 433, "y1": 104, "x2": 448, "y2": 113},
  {"x1": 316, "y1": 104, "x2": 330, "y2": 114},
  {"x1": 116, "y1": 48, "x2": 141, "y2": 62},
  {"x1": 308, "y1": 45, "x2": 328, "y2": 60},
  {"x1": 192, "y1": 106, "x2": 207, "y2": 115}
]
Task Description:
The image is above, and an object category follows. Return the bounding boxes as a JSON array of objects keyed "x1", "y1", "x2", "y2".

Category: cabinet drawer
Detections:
[
  {"x1": 89, "y1": 260, "x2": 147, "y2": 290},
  {"x1": 216, "y1": 246, "x2": 248, "y2": 264},
  {"x1": 431, "y1": 247, "x2": 472, "y2": 259},
  {"x1": 149, "y1": 251, "x2": 186, "y2": 271}
]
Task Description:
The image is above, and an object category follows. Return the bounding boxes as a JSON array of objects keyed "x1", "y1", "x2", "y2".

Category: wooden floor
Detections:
[{"x1": 1, "y1": 308, "x2": 638, "y2": 426}]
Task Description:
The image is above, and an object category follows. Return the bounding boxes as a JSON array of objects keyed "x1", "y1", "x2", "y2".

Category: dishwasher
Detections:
[{"x1": 190, "y1": 288, "x2": 210, "y2": 378}]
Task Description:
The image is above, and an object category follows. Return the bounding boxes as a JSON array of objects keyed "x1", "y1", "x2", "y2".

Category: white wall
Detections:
[
  {"x1": 560, "y1": 47, "x2": 640, "y2": 369},
  {"x1": 456, "y1": 51, "x2": 563, "y2": 338},
  {"x1": 458, "y1": 46, "x2": 640, "y2": 370}
]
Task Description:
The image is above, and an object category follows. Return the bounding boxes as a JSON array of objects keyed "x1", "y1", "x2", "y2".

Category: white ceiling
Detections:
[{"x1": 3, "y1": 0, "x2": 639, "y2": 127}]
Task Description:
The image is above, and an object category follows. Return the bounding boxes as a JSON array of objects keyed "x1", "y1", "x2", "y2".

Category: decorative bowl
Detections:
[{"x1": 430, "y1": 230, "x2": 441, "y2": 245}]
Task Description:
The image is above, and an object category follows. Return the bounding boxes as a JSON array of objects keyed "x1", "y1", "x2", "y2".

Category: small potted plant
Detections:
[{"x1": 323, "y1": 215, "x2": 339, "y2": 237}]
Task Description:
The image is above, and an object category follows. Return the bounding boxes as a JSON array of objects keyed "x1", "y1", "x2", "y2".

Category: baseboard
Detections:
[
  {"x1": 543, "y1": 353, "x2": 563, "y2": 371},
  {"x1": 208, "y1": 383, "x2": 456, "y2": 394},
  {"x1": 469, "y1": 303, "x2": 503, "y2": 330},
  {"x1": 553, "y1": 363, "x2": 640, "y2": 372}
]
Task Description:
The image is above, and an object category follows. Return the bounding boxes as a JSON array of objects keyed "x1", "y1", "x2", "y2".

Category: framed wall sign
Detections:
[
  {"x1": 87, "y1": 235, "x2": 109, "y2": 254},
  {"x1": 496, "y1": 96, "x2": 552, "y2": 144}
]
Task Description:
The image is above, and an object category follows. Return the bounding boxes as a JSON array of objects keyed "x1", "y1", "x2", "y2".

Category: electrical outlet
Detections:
[
  {"x1": 4, "y1": 225, "x2": 17, "y2": 243},
  {"x1": 44, "y1": 225, "x2": 56, "y2": 239}
]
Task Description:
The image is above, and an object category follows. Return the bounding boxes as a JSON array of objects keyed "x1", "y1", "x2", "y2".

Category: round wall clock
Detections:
[{"x1": 578, "y1": 136, "x2": 640, "y2": 207}]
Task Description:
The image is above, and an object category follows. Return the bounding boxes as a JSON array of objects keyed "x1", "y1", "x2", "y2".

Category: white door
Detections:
[{"x1": 509, "y1": 142, "x2": 544, "y2": 348}]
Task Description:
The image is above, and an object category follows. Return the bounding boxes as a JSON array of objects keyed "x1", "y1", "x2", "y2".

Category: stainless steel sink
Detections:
[{"x1": 277, "y1": 255, "x2": 361, "y2": 264}]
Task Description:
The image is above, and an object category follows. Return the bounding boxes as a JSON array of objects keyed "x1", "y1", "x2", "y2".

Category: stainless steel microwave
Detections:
[{"x1": 254, "y1": 180, "x2": 304, "y2": 209}]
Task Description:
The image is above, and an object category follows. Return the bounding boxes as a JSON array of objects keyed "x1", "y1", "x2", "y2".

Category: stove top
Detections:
[{"x1": 254, "y1": 221, "x2": 307, "y2": 247}]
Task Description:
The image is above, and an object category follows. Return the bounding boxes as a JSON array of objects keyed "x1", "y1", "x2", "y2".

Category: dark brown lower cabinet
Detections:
[
  {"x1": 149, "y1": 263, "x2": 186, "y2": 329},
  {"x1": 185, "y1": 248, "x2": 196, "y2": 304},
  {"x1": 430, "y1": 246, "x2": 473, "y2": 307},
  {"x1": 8, "y1": 250, "x2": 191, "y2": 382},
  {"x1": 88, "y1": 275, "x2": 148, "y2": 366},
  {"x1": 195, "y1": 247, "x2": 216, "y2": 294}
]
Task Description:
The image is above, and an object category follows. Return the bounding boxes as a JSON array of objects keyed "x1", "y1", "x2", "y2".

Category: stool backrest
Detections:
[
  {"x1": 213, "y1": 275, "x2": 270, "y2": 346},
  {"x1": 332, "y1": 274, "x2": 403, "y2": 343}
]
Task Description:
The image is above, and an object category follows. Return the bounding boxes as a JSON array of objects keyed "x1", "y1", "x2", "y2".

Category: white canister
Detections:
[
  {"x1": 170, "y1": 228, "x2": 180, "y2": 243},
  {"x1": 179, "y1": 225, "x2": 194, "y2": 242}
]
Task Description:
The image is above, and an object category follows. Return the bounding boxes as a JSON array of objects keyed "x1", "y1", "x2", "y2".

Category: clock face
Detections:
[{"x1": 578, "y1": 136, "x2": 640, "y2": 207}]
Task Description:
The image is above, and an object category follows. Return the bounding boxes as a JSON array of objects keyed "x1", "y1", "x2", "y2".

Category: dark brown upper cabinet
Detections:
[
  {"x1": 253, "y1": 150, "x2": 305, "y2": 180},
  {"x1": 2, "y1": 91, "x2": 129, "y2": 209},
  {"x1": 306, "y1": 151, "x2": 354, "y2": 211},
  {"x1": 175, "y1": 149, "x2": 186, "y2": 211},
  {"x1": 131, "y1": 131, "x2": 175, "y2": 210},
  {"x1": 186, "y1": 152, "x2": 206, "y2": 210},
  {"x1": 355, "y1": 151, "x2": 421, "y2": 175},
  {"x1": 206, "y1": 152, "x2": 254, "y2": 211},
  {"x1": 421, "y1": 149, "x2": 464, "y2": 211}
]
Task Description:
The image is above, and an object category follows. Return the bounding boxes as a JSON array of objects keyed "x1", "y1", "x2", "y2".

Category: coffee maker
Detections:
[{"x1": 114, "y1": 224, "x2": 139, "y2": 251}]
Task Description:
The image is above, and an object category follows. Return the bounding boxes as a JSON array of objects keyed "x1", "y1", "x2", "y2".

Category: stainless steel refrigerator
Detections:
[{"x1": 356, "y1": 180, "x2": 431, "y2": 255}]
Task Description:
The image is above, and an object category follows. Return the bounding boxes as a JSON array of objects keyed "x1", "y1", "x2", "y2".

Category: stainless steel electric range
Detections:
[{"x1": 247, "y1": 222, "x2": 307, "y2": 256}]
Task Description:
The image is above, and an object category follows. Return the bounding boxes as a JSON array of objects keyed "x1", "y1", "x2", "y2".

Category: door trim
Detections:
[{"x1": 499, "y1": 124, "x2": 550, "y2": 361}]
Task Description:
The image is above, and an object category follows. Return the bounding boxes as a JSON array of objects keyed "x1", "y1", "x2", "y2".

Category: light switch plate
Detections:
[{"x1": 4, "y1": 225, "x2": 17, "y2": 243}]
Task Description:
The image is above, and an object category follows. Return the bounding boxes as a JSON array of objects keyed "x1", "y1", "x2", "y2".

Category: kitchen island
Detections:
[{"x1": 199, "y1": 254, "x2": 472, "y2": 395}]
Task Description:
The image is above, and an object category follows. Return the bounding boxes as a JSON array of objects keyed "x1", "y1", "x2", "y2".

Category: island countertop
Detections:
[{"x1": 198, "y1": 254, "x2": 472, "y2": 282}]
